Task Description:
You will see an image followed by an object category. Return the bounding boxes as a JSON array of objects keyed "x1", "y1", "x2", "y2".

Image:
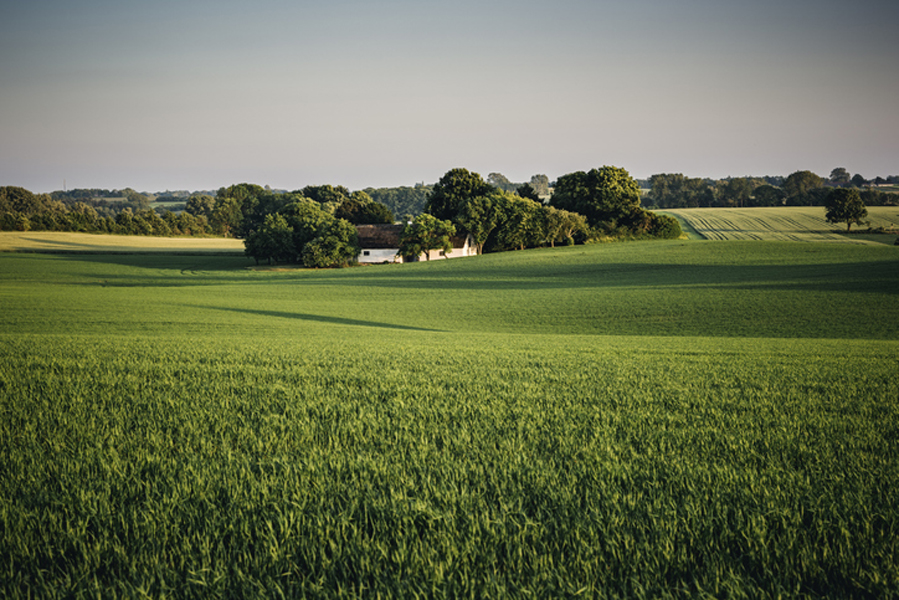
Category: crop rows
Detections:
[{"x1": 663, "y1": 207, "x2": 899, "y2": 243}]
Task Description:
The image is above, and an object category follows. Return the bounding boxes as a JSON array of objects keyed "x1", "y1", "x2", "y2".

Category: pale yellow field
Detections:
[
  {"x1": 0, "y1": 231, "x2": 245, "y2": 253},
  {"x1": 662, "y1": 206, "x2": 899, "y2": 244}
]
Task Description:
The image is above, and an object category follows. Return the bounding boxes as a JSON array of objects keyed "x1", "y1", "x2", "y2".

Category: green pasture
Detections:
[
  {"x1": 1, "y1": 240, "x2": 898, "y2": 597},
  {"x1": 662, "y1": 206, "x2": 899, "y2": 244}
]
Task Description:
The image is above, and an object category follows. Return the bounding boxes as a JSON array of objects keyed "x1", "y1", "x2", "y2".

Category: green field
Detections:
[
  {"x1": 662, "y1": 206, "x2": 899, "y2": 244},
  {"x1": 1, "y1": 237, "x2": 898, "y2": 597}
]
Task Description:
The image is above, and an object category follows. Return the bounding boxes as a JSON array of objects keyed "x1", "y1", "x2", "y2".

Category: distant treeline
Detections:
[
  {"x1": 1, "y1": 186, "x2": 210, "y2": 236},
  {"x1": 0, "y1": 184, "x2": 394, "y2": 238},
  {"x1": 645, "y1": 170, "x2": 899, "y2": 209}
]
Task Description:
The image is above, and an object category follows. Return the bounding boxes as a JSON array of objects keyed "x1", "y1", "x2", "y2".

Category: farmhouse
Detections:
[{"x1": 355, "y1": 224, "x2": 478, "y2": 263}]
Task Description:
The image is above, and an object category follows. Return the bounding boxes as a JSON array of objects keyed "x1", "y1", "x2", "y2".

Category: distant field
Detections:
[
  {"x1": 1, "y1": 241, "x2": 897, "y2": 597},
  {"x1": 661, "y1": 206, "x2": 899, "y2": 244},
  {"x1": 0, "y1": 231, "x2": 245, "y2": 254}
]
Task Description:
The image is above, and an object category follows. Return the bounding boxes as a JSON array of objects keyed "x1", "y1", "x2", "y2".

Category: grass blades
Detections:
[{"x1": 1, "y1": 240, "x2": 898, "y2": 597}]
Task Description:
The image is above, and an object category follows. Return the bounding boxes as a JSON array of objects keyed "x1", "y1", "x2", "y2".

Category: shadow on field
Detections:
[
  {"x1": 312, "y1": 261, "x2": 899, "y2": 295},
  {"x1": 45, "y1": 248, "x2": 898, "y2": 296},
  {"x1": 191, "y1": 305, "x2": 445, "y2": 332}
]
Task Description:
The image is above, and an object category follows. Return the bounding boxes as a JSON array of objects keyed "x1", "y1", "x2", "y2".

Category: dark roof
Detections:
[
  {"x1": 356, "y1": 224, "x2": 404, "y2": 249},
  {"x1": 356, "y1": 224, "x2": 471, "y2": 250}
]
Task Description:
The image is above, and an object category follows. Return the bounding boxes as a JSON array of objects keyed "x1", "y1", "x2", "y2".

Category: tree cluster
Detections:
[
  {"x1": 243, "y1": 201, "x2": 360, "y2": 268},
  {"x1": 217, "y1": 184, "x2": 388, "y2": 267},
  {"x1": 413, "y1": 166, "x2": 680, "y2": 257}
]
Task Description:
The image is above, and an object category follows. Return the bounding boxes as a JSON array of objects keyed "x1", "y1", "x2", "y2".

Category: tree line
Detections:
[
  {"x1": 646, "y1": 169, "x2": 898, "y2": 209},
  {"x1": 0, "y1": 186, "x2": 211, "y2": 236}
]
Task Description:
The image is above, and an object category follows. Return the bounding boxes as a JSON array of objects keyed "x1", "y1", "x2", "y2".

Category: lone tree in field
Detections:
[{"x1": 825, "y1": 188, "x2": 867, "y2": 232}]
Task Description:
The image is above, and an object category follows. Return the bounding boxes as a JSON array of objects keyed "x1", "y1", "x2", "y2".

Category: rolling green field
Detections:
[
  {"x1": 1, "y1": 238, "x2": 898, "y2": 598},
  {"x1": 662, "y1": 207, "x2": 899, "y2": 244}
]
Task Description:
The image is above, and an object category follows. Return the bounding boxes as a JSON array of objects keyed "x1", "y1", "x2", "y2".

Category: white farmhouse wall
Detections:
[{"x1": 357, "y1": 248, "x2": 401, "y2": 263}]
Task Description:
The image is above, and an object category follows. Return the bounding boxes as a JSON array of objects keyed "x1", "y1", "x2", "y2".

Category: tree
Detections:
[
  {"x1": 210, "y1": 197, "x2": 243, "y2": 236},
  {"x1": 335, "y1": 191, "x2": 394, "y2": 224},
  {"x1": 122, "y1": 188, "x2": 152, "y2": 211},
  {"x1": 299, "y1": 184, "x2": 351, "y2": 207},
  {"x1": 646, "y1": 212, "x2": 682, "y2": 239},
  {"x1": 280, "y1": 199, "x2": 333, "y2": 256},
  {"x1": 301, "y1": 218, "x2": 360, "y2": 268},
  {"x1": 67, "y1": 202, "x2": 99, "y2": 232},
  {"x1": 363, "y1": 185, "x2": 432, "y2": 217},
  {"x1": 752, "y1": 185, "x2": 786, "y2": 207},
  {"x1": 455, "y1": 192, "x2": 506, "y2": 254},
  {"x1": 244, "y1": 213, "x2": 295, "y2": 264},
  {"x1": 543, "y1": 206, "x2": 589, "y2": 247},
  {"x1": 216, "y1": 183, "x2": 267, "y2": 237},
  {"x1": 398, "y1": 214, "x2": 456, "y2": 261},
  {"x1": 185, "y1": 194, "x2": 216, "y2": 220},
  {"x1": 825, "y1": 188, "x2": 867, "y2": 232},
  {"x1": 529, "y1": 174, "x2": 550, "y2": 198},
  {"x1": 783, "y1": 170, "x2": 824, "y2": 205},
  {"x1": 830, "y1": 167, "x2": 851, "y2": 186},
  {"x1": 516, "y1": 183, "x2": 541, "y2": 201},
  {"x1": 426, "y1": 168, "x2": 494, "y2": 223},
  {"x1": 550, "y1": 166, "x2": 642, "y2": 227},
  {"x1": 717, "y1": 178, "x2": 753, "y2": 208},
  {"x1": 487, "y1": 172, "x2": 515, "y2": 192},
  {"x1": 492, "y1": 196, "x2": 544, "y2": 251},
  {"x1": 850, "y1": 174, "x2": 868, "y2": 188}
]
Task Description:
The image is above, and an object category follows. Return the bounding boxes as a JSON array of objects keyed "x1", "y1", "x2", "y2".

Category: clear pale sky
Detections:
[{"x1": 2, "y1": 0, "x2": 897, "y2": 193}]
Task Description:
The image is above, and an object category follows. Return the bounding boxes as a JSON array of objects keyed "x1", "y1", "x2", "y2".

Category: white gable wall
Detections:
[
  {"x1": 357, "y1": 248, "x2": 402, "y2": 263},
  {"x1": 356, "y1": 234, "x2": 477, "y2": 264}
]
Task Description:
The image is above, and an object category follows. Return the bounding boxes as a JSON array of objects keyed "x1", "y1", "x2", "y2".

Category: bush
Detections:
[{"x1": 648, "y1": 213, "x2": 683, "y2": 239}]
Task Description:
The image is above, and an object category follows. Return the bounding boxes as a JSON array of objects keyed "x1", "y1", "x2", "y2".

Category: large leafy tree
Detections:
[
  {"x1": 215, "y1": 183, "x2": 266, "y2": 236},
  {"x1": 830, "y1": 167, "x2": 851, "y2": 186},
  {"x1": 281, "y1": 199, "x2": 333, "y2": 254},
  {"x1": 210, "y1": 197, "x2": 243, "y2": 236},
  {"x1": 783, "y1": 171, "x2": 824, "y2": 205},
  {"x1": 244, "y1": 213, "x2": 295, "y2": 264},
  {"x1": 492, "y1": 196, "x2": 544, "y2": 251},
  {"x1": 529, "y1": 174, "x2": 550, "y2": 198},
  {"x1": 455, "y1": 191, "x2": 511, "y2": 254},
  {"x1": 335, "y1": 191, "x2": 394, "y2": 224},
  {"x1": 543, "y1": 206, "x2": 589, "y2": 247},
  {"x1": 825, "y1": 188, "x2": 867, "y2": 232},
  {"x1": 184, "y1": 194, "x2": 216, "y2": 220},
  {"x1": 550, "y1": 166, "x2": 641, "y2": 227},
  {"x1": 398, "y1": 214, "x2": 456, "y2": 261},
  {"x1": 302, "y1": 219, "x2": 360, "y2": 268},
  {"x1": 426, "y1": 168, "x2": 494, "y2": 223},
  {"x1": 299, "y1": 185, "x2": 351, "y2": 208}
]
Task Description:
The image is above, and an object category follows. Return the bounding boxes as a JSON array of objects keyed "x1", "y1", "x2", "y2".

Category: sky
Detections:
[{"x1": 2, "y1": 0, "x2": 898, "y2": 193}]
